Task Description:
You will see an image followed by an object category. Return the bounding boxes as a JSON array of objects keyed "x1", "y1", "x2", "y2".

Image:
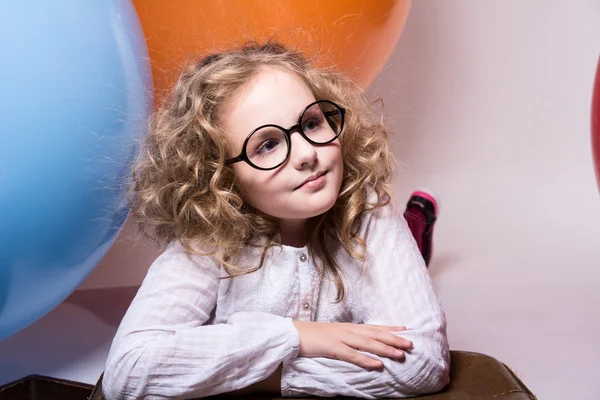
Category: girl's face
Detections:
[{"x1": 222, "y1": 67, "x2": 343, "y2": 238}]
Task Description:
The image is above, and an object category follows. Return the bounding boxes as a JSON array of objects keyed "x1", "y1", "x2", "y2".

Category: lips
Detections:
[{"x1": 294, "y1": 170, "x2": 327, "y2": 190}]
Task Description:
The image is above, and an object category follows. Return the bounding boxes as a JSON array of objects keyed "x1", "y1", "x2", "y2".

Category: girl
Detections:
[{"x1": 103, "y1": 42, "x2": 450, "y2": 399}]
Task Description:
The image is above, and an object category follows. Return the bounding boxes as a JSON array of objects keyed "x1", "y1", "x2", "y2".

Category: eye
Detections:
[
  {"x1": 255, "y1": 139, "x2": 280, "y2": 155},
  {"x1": 302, "y1": 117, "x2": 320, "y2": 132}
]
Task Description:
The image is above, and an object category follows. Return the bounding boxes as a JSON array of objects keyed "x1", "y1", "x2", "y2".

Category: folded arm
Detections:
[
  {"x1": 281, "y1": 199, "x2": 450, "y2": 398},
  {"x1": 102, "y1": 242, "x2": 299, "y2": 399}
]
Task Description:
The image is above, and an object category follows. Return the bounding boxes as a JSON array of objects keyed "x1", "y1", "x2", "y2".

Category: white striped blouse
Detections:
[{"x1": 102, "y1": 195, "x2": 450, "y2": 399}]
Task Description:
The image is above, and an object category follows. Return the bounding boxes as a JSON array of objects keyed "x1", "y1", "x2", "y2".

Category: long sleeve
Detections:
[
  {"x1": 281, "y1": 198, "x2": 450, "y2": 398},
  {"x1": 102, "y1": 241, "x2": 300, "y2": 399}
]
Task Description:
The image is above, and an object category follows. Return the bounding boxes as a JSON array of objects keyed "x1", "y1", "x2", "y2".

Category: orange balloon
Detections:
[{"x1": 132, "y1": 0, "x2": 411, "y2": 106}]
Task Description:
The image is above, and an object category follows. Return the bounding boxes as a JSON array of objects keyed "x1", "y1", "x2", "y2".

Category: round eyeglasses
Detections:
[{"x1": 225, "y1": 100, "x2": 346, "y2": 171}]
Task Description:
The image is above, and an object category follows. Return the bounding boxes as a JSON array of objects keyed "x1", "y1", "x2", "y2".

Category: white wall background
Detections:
[
  {"x1": 367, "y1": 1, "x2": 600, "y2": 399},
  {"x1": 2, "y1": 1, "x2": 599, "y2": 399}
]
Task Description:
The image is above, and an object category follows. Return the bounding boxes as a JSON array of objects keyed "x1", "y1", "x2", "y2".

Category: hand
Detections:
[{"x1": 292, "y1": 321, "x2": 413, "y2": 370}]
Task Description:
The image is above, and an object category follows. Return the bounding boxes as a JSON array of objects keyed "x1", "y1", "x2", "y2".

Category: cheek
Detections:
[
  {"x1": 233, "y1": 165, "x2": 256, "y2": 195},
  {"x1": 329, "y1": 144, "x2": 344, "y2": 185},
  {"x1": 233, "y1": 165, "x2": 276, "y2": 204},
  {"x1": 327, "y1": 142, "x2": 344, "y2": 167}
]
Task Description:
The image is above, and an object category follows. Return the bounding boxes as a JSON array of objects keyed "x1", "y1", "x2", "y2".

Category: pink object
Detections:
[{"x1": 404, "y1": 190, "x2": 439, "y2": 266}]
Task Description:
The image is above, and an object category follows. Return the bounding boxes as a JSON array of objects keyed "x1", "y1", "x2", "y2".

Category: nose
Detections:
[{"x1": 289, "y1": 131, "x2": 318, "y2": 170}]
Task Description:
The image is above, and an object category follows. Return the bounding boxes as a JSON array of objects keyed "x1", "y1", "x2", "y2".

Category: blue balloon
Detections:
[{"x1": 0, "y1": 0, "x2": 152, "y2": 340}]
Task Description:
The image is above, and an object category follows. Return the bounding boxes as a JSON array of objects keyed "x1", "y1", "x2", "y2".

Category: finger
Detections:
[
  {"x1": 376, "y1": 330, "x2": 414, "y2": 350},
  {"x1": 353, "y1": 326, "x2": 413, "y2": 351},
  {"x1": 335, "y1": 345, "x2": 384, "y2": 370},
  {"x1": 360, "y1": 324, "x2": 407, "y2": 332},
  {"x1": 342, "y1": 331, "x2": 407, "y2": 361}
]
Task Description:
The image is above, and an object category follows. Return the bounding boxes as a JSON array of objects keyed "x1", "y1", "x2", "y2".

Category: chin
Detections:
[{"x1": 300, "y1": 187, "x2": 340, "y2": 218}]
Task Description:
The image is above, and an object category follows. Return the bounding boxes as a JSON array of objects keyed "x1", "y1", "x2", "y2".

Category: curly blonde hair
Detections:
[{"x1": 130, "y1": 41, "x2": 396, "y2": 301}]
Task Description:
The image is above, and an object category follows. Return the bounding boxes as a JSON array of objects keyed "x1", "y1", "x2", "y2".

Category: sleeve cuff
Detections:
[
  {"x1": 285, "y1": 318, "x2": 300, "y2": 360},
  {"x1": 280, "y1": 359, "x2": 296, "y2": 397},
  {"x1": 281, "y1": 319, "x2": 300, "y2": 396}
]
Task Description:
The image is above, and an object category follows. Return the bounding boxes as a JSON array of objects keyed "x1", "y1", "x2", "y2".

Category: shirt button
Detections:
[
  {"x1": 299, "y1": 254, "x2": 307, "y2": 262},
  {"x1": 302, "y1": 301, "x2": 310, "y2": 309}
]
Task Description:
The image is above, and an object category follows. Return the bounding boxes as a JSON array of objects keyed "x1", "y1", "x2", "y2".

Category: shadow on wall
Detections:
[
  {"x1": 366, "y1": 1, "x2": 461, "y2": 286},
  {"x1": 0, "y1": 286, "x2": 134, "y2": 386},
  {"x1": 366, "y1": 0, "x2": 449, "y2": 173},
  {"x1": 79, "y1": 215, "x2": 162, "y2": 289},
  {"x1": 64, "y1": 286, "x2": 140, "y2": 327}
]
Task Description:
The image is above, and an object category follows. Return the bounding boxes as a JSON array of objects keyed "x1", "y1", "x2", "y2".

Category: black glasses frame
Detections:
[{"x1": 224, "y1": 100, "x2": 346, "y2": 171}]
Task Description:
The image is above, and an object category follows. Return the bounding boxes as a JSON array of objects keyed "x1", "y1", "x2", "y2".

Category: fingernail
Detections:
[{"x1": 395, "y1": 349, "x2": 405, "y2": 356}]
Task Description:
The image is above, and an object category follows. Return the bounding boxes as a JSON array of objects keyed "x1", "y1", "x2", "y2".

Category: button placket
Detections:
[{"x1": 296, "y1": 250, "x2": 313, "y2": 320}]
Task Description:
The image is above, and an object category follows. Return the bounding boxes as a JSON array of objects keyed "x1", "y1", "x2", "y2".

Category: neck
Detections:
[{"x1": 278, "y1": 218, "x2": 308, "y2": 248}]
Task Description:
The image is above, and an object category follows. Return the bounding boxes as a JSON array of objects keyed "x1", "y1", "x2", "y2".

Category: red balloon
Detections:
[{"x1": 593, "y1": 56, "x2": 600, "y2": 192}]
